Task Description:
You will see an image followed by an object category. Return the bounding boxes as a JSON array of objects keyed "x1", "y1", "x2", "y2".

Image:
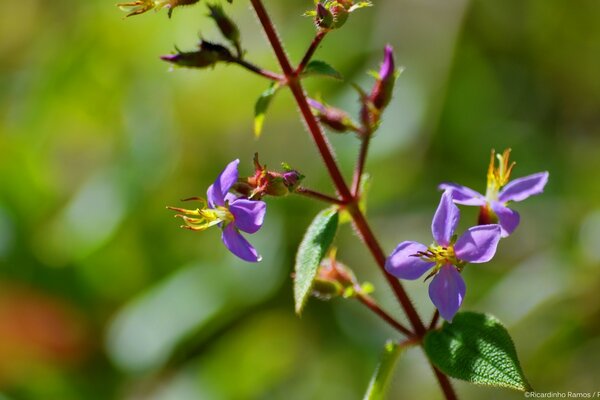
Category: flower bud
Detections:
[
  {"x1": 308, "y1": 98, "x2": 358, "y2": 133},
  {"x1": 359, "y1": 45, "x2": 399, "y2": 132},
  {"x1": 329, "y1": 2, "x2": 349, "y2": 28},
  {"x1": 161, "y1": 41, "x2": 232, "y2": 69},
  {"x1": 311, "y1": 250, "x2": 359, "y2": 300},
  {"x1": 315, "y1": 3, "x2": 334, "y2": 29},
  {"x1": 233, "y1": 154, "x2": 304, "y2": 199},
  {"x1": 207, "y1": 3, "x2": 241, "y2": 53},
  {"x1": 370, "y1": 45, "x2": 396, "y2": 110}
]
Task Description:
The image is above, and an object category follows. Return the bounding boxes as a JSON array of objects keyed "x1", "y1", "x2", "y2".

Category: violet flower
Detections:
[
  {"x1": 385, "y1": 192, "x2": 501, "y2": 321},
  {"x1": 168, "y1": 159, "x2": 266, "y2": 262},
  {"x1": 439, "y1": 149, "x2": 549, "y2": 237}
]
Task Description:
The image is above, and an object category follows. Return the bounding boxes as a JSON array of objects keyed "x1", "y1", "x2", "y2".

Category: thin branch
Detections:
[
  {"x1": 295, "y1": 30, "x2": 327, "y2": 76},
  {"x1": 352, "y1": 131, "x2": 371, "y2": 196},
  {"x1": 248, "y1": 2, "x2": 457, "y2": 398},
  {"x1": 229, "y1": 58, "x2": 284, "y2": 81},
  {"x1": 431, "y1": 365, "x2": 458, "y2": 400},
  {"x1": 355, "y1": 289, "x2": 413, "y2": 337},
  {"x1": 428, "y1": 310, "x2": 440, "y2": 330},
  {"x1": 295, "y1": 187, "x2": 346, "y2": 205}
]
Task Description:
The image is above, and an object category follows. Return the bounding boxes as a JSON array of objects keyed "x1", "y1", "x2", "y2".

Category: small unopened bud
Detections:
[
  {"x1": 359, "y1": 45, "x2": 399, "y2": 132},
  {"x1": 282, "y1": 170, "x2": 302, "y2": 190},
  {"x1": 370, "y1": 45, "x2": 396, "y2": 110},
  {"x1": 311, "y1": 250, "x2": 358, "y2": 300},
  {"x1": 234, "y1": 154, "x2": 304, "y2": 199},
  {"x1": 161, "y1": 41, "x2": 232, "y2": 69},
  {"x1": 329, "y1": 2, "x2": 349, "y2": 28},
  {"x1": 315, "y1": 3, "x2": 334, "y2": 29},
  {"x1": 207, "y1": 3, "x2": 241, "y2": 54},
  {"x1": 308, "y1": 98, "x2": 358, "y2": 133}
]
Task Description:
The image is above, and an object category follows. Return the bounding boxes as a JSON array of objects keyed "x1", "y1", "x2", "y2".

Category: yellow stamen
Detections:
[
  {"x1": 485, "y1": 148, "x2": 516, "y2": 200},
  {"x1": 167, "y1": 197, "x2": 234, "y2": 232}
]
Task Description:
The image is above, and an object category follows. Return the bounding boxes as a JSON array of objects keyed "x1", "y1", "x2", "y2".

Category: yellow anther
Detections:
[
  {"x1": 486, "y1": 148, "x2": 516, "y2": 200},
  {"x1": 167, "y1": 198, "x2": 234, "y2": 232}
]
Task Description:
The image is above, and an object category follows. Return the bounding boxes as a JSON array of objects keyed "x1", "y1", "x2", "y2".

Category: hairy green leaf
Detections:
[
  {"x1": 294, "y1": 208, "x2": 339, "y2": 314},
  {"x1": 424, "y1": 312, "x2": 531, "y2": 392}
]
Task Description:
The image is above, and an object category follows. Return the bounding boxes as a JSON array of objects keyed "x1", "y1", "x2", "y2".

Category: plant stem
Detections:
[
  {"x1": 429, "y1": 310, "x2": 440, "y2": 330},
  {"x1": 432, "y1": 366, "x2": 458, "y2": 400},
  {"x1": 249, "y1": 1, "x2": 456, "y2": 398},
  {"x1": 346, "y1": 204, "x2": 426, "y2": 336},
  {"x1": 251, "y1": 0, "x2": 351, "y2": 200},
  {"x1": 352, "y1": 132, "x2": 372, "y2": 196},
  {"x1": 295, "y1": 30, "x2": 327, "y2": 75},
  {"x1": 230, "y1": 58, "x2": 284, "y2": 81},
  {"x1": 295, "y1": 187, "x2": 347, "y2": 205},
  {"x1": 355, "y1": 288, "x2": 413, "y2": 337}
]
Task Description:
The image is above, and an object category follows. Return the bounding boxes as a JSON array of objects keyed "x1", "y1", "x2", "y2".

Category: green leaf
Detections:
[
  {"x1": 424, "y1": 312, "x2": 531, "y2": 392},
  {"x1": 340, "y1": 173, "x2": 370, "y2": 224},
  {"x1": 254, "y1": 82, "x2": 280, "y2": 138},
  {"x1": 302, "y1": 60, "x2": 343, "y2": 80},
  {"x1": 363, "y1": 341, "x2": 404, "y2": 400},
  {"x1": 294, "y1": 208, "x2": 339, "y2": 314}
]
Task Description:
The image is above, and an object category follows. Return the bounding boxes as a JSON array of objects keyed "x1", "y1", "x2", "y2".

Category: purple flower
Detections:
[
  {"x1": 385, "y1": 192, "x2": 501, "y2": 321},
  {"x1": 439, "y1": 149, "x2": 548, "y2": 237},
  {"x1": 168, "y1": 159, "x2": 266, "y2": 263}
]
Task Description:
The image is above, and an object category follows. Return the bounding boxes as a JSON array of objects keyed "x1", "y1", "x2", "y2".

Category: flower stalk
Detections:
[{"x1": 248, "y1": 0, "x2": 456, "y2": 397}]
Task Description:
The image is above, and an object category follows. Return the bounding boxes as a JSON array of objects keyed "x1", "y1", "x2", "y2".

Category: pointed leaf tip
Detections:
[
  {"x1": 294, "y1": 208, "x2": 339, "y2": 314},
  {"x1": 254, "y1": 82, "x2": 280, "y2": 138},
  {"x1": 303, "y1": 60, "x2": 343, "y2": 80}
]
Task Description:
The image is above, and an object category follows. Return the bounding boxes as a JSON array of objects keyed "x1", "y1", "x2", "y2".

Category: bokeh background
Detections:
[{"x1": 1, "y1": 0, "x2": 599, "y2": 398}]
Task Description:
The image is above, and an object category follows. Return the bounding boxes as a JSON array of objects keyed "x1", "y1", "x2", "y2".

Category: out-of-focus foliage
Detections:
[{"x1": 0, "y1": 0, "x2": 598, "y2": 398}]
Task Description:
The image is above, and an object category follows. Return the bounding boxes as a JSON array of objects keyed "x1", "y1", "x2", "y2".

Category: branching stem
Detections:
[{"x1": 248, "y1": 1, "x2": 457, "y2": 398}]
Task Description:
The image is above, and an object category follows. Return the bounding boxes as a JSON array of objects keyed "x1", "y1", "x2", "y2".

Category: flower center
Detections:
[
  {"x1": 167, "y1": 198, "x2": 234, "y2": 231},
  {"x1": 485, "y1": 148, "x2": 515, "y2": 202},
  {"x1": 415, "y1": 245, "x2": 458, "y2": 267}
]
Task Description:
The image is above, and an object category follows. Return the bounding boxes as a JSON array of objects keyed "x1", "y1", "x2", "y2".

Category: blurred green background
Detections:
[{"x1": 1, "y1": 0, "x2": 599, "y2": 399}]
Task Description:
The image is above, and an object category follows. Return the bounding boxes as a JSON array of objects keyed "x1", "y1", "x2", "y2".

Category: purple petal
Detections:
[
  {"x1": 207, "y1": 159, "x2": 240, "y2": 207},
  {"x1": 490, "y1": 202, "x2": 520, "y2": 238},
  {"x1": 385, "y1": 241, "x2": 435, "y2": 280},
  {"x1": 307, "y1": 98, "x2": 327, "y2": 114},
  {"x1": 432, "y1": 192, "x2": 460, "y2": 247},
  {"x1": 498, "y1": 171, "x2": 549, "y2": 203},
  {"x1": 428, "y1": 265, "x2": 466, "y2": 322},
  {"x1": 454, "y1": 224, "x2": 501, "y2": 263},
  {"x1": 379, "y1": 45, "x2": 395, "y2": 81},
  {"x1": 438, "y1": 183, "x2": 486, "y2": 206},
  {"x1": 229, "y1": 199, "x2": 266, "y2": 234},
  {"x1": 221, "y1": 224, "x2": 261, "y2": 262}
]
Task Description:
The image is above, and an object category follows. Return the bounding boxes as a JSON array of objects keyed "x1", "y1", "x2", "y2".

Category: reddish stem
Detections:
[
  {"x1": 295, "y1": 31, "x2": 327, "y2": 76},
  {"x1": 355, "y1": 289, "x2": 413, "y2": 337},
  {"x1": 432, "y1": 366, "x2": 458, "y2": 400},
  {"x1": 295, "y1": 187, "x2": 346, "y2": 205},
  {"x1": 249, "y1": 1, "x2": 456, "y2": 398},
  {"x1": 352, "y1": 133, "x2": 371, "y2": 196},
  {"x1": 429, "y1": 310, "x2": 440, "y2": 330},
  {"x1": 230, "y1": 58, "x2": 284, "y2": 81}
]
